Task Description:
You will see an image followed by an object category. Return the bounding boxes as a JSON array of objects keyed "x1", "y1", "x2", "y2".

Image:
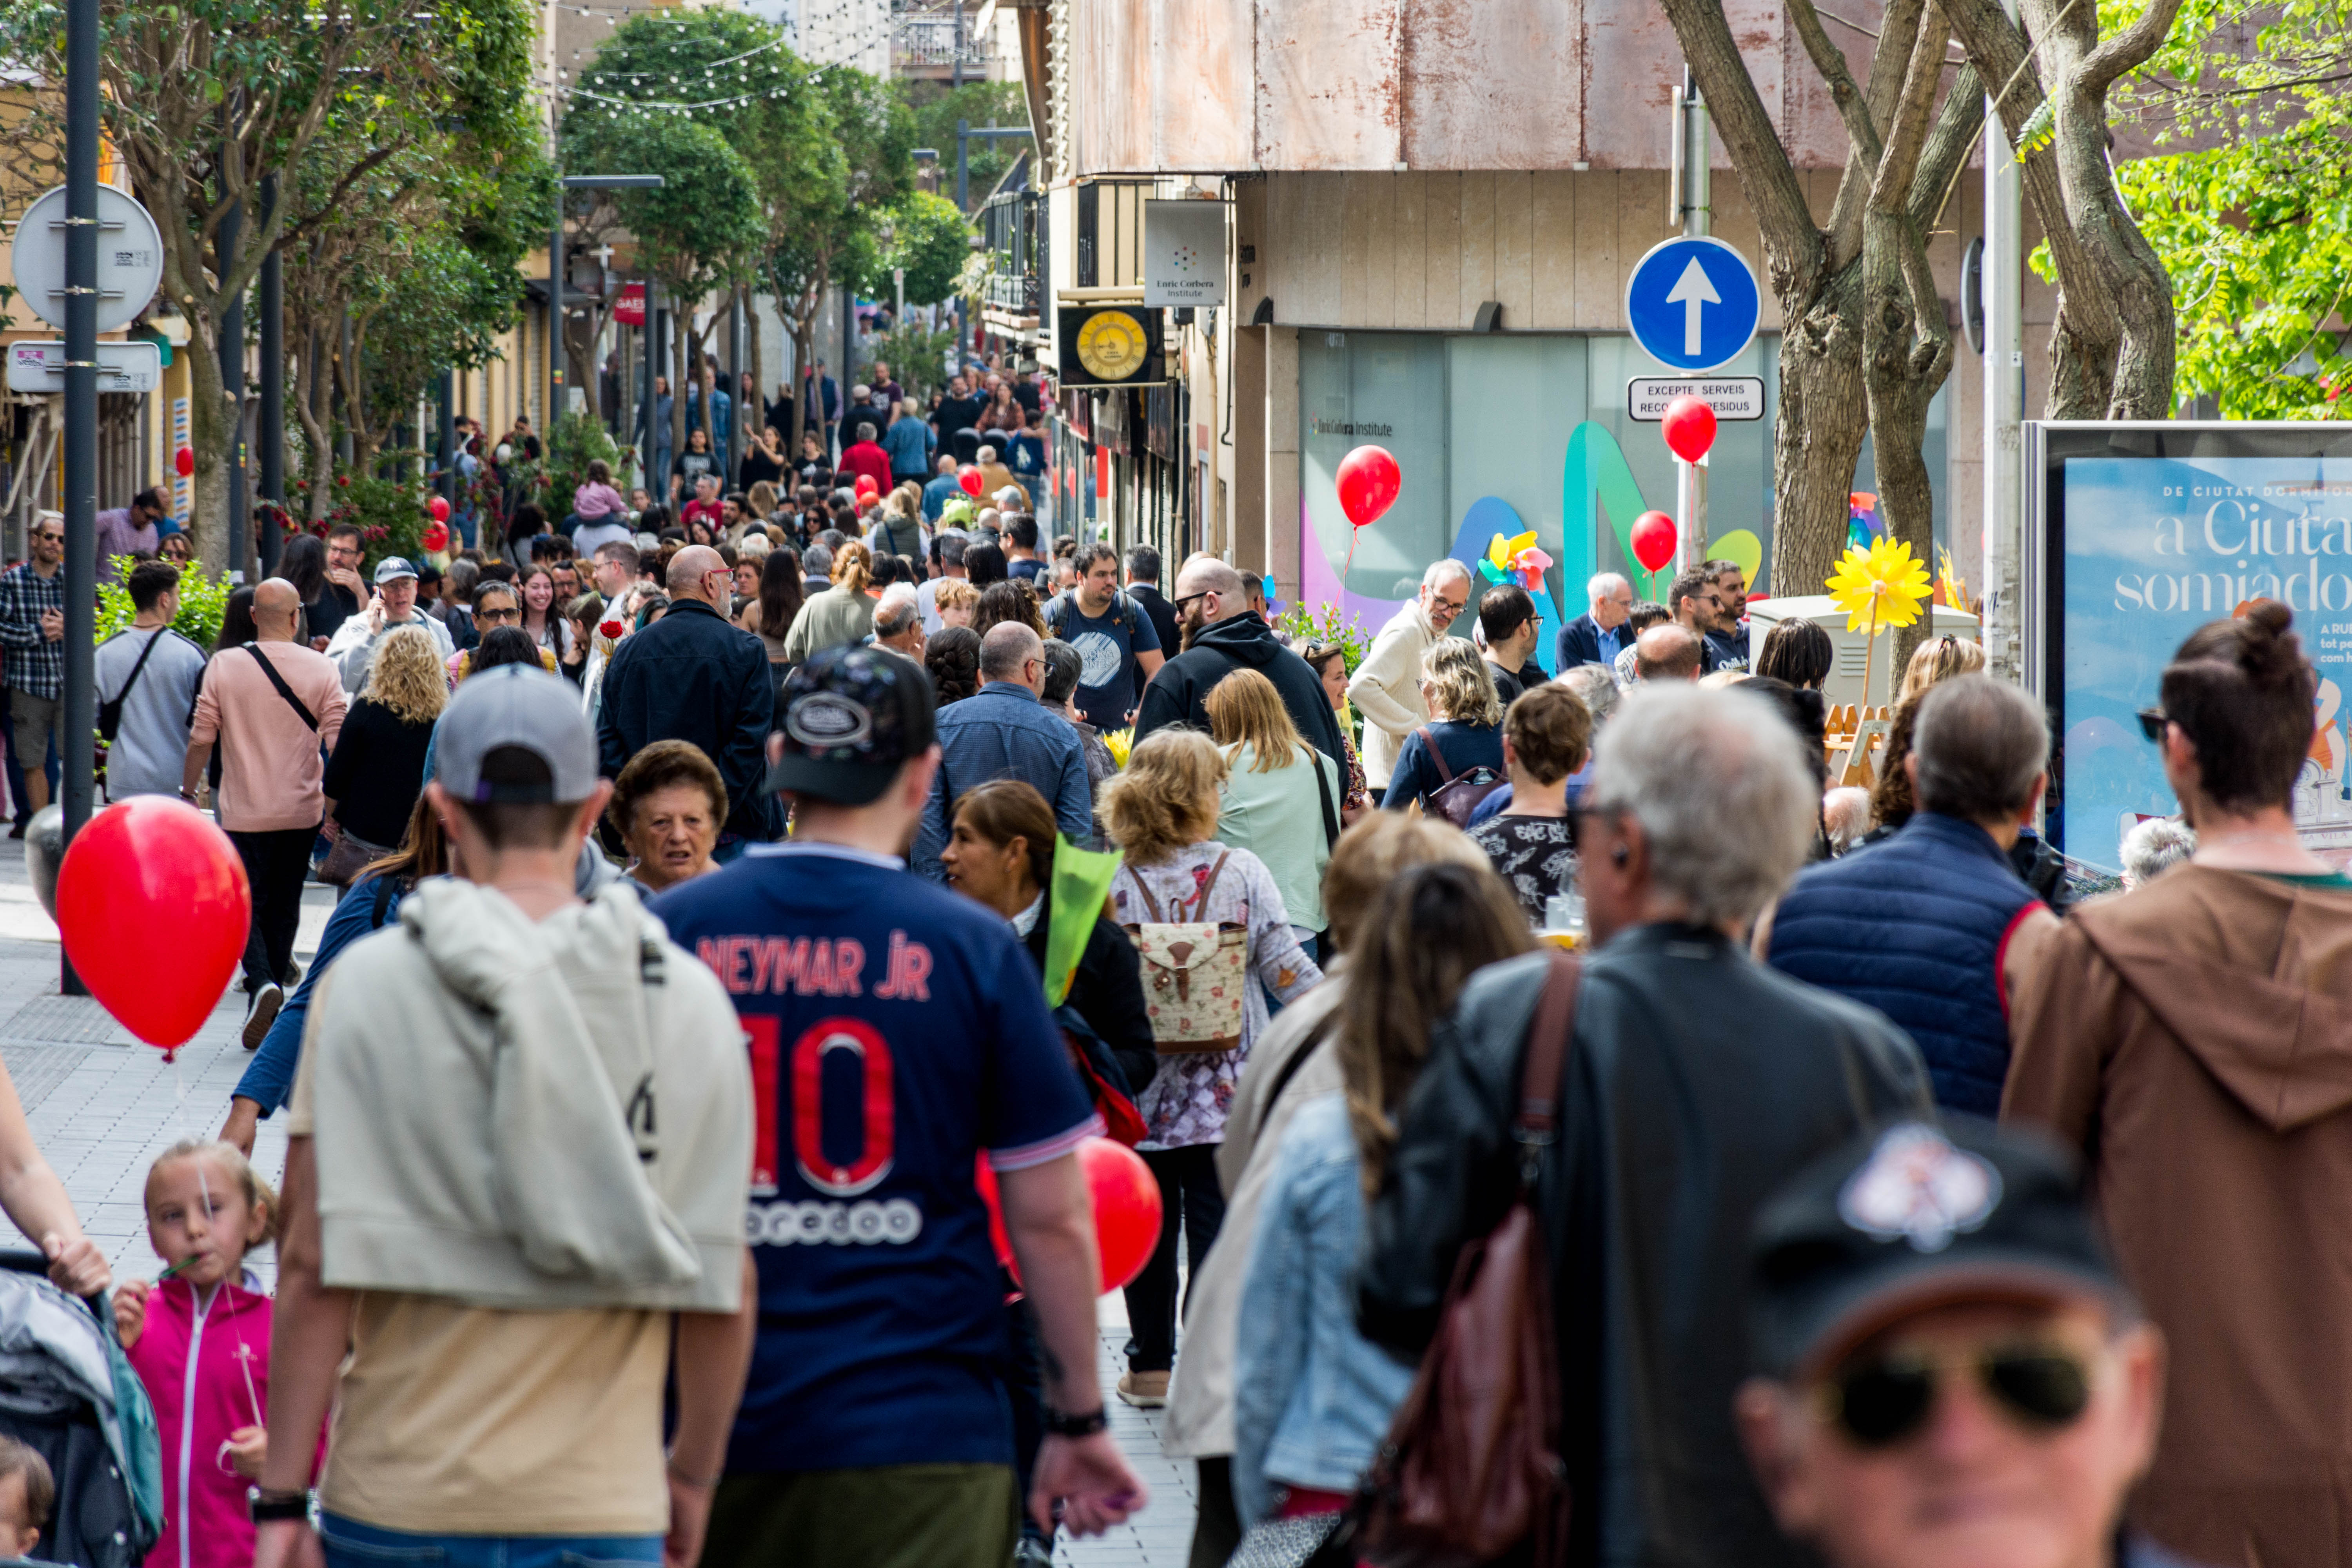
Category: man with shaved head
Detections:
[
  {"x1": 911, "y1": 619, "x2": 1091, "y2": 881},
  {"x1": 182, "y1": 575, "x2": 350, "y2": 1046},
  {"x1": 596, "y1": 543, "x2": 779, "y2": 853},
  {"x1": 1132, "y1": 554, "x2": 1347, "y2": 775},
  {"x1": 1634, "y1": 622, "x2": 1705, "y2": 683}
]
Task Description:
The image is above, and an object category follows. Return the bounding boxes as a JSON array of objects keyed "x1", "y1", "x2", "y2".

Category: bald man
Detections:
[
  {"x1": 1633, "y1": 622, "x2": 1705, "y2": 683},
  {"x1": 1133, "y1": 554, "x2": 1348, "y2": 775},
  {"x1": 183, "y1": 576, "x2": 350, "y2": 1045},
  {"x1": 596, "y1": 544, "x2": 780, "y2": 850}
]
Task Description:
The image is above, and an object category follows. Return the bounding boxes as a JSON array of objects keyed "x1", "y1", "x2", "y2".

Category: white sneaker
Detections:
[{"x1": 243, "y1": 983, "x2": 283, "y2": 1051}]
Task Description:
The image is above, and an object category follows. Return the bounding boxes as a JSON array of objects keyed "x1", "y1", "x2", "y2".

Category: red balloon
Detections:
[
  {"x1": 1662, "y1": 396, "x2": 1718, "y2": 464},
  {"x1": 56, "y1": 799, "x2": 249, "y2": 1057},
  {"x1": 421, "y1": 521, "x2": 449, "y2": 554},
  {"x1": 1335, "y1": 445, "x2": 1401, "y2": 529},
  {"x1": 854, "y1": 474, "x2": 880, "y2": 496},
  {"x1": 1080, "y1": 1138, "x2": 1161, "y2": 1292},
  {"x1": 973, "y1": 1138, "x2": 1163, "y2": 1293},
  {"x1": 1630, "y1": 510, "x2": 1678, "y2": 574},
  {"x1": 958, "y1": 467, "x2": 984, "y2": 497},
  {"x1": 173, "y1": 446, "x2": 194, "y2": 478},
  {"x1": 427, "y1": 495, "x2": 452, "y2": 524}
]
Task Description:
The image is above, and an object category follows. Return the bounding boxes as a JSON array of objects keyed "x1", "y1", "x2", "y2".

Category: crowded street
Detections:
[{"x1": 2, "y1": 0, "x2": 2351, "y2": 1565}]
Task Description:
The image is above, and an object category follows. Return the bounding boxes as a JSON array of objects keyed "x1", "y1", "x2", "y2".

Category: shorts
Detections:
[
  {"x1": 10, "y1": 689, "x2": 59, "y2": 770},
  {"x1": 699, "y1": 1463, "x2": 1017, "y2": 1568}
]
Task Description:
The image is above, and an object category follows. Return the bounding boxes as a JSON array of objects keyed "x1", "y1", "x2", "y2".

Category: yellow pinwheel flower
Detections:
[{"x1": 1825, "y1": 537, "x2": 1934, "y2": 635}]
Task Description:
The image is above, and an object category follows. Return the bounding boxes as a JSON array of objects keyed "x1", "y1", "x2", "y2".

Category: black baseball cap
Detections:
[
  {"x1": 764, "y1": 645, "x2": 936, "y2": 806},
  {"x1": 1749, "y1": 1119, "x2": 2130, "y2": 1379}
]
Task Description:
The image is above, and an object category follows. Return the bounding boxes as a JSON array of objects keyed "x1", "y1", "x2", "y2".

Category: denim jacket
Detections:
[
  {"x1": 1232, "y1": 1092, "x2": 1416, "y2": 1524},
  {"x1": 913, "y1": 683, "x2": 1093, "y2": 879}
]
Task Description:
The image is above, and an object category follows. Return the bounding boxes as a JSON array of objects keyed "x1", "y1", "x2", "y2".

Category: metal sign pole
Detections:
[{"x1": 60, "y1": 0, "x2": 97, "y2": 995}]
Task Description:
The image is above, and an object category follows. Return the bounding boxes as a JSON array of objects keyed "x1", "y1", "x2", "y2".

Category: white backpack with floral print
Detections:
[{"x1": 1123, "y1": 851, "x2": 1249, "y2": 1054}]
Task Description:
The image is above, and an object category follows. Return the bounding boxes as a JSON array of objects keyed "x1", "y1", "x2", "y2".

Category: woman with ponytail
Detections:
[
  {"x1": 2007, "y1": 599, "x2": 2352, "y2": 1567},
  {"x1": 779, "y1": 537, "x2": 875, "y2": 660}
]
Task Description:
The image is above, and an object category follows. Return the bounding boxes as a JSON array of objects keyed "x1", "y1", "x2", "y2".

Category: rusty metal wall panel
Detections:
[
  {"x1": 1062, "y1": 0, "x2": 1868, "y2": 178},
  {"x1": 1154, "y1": 0, "x2": 1253, "y2": 169},
  {"x1": 1254, "y1": 0, "x2": 1403, "y2": 170},
  {"x1": 1398, "y1": 0, "x2": 1583, "y2": 169}
]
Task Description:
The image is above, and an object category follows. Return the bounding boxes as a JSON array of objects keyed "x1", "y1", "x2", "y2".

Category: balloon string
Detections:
[{"x1": 1341, "y1": 530, "x2": 1359, "y2": 584}]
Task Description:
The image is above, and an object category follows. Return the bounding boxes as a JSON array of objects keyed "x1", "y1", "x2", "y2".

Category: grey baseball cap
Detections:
[
  {"x1": 435, "y1": 664, "x2": 601, "y2": 804},
  {"x1": 374, "y1": 556, "x2": 419, "y2": 585}
]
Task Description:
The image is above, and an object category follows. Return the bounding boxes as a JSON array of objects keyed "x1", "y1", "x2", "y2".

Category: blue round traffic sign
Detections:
[{"x1": 1623, "y1": 236, "x2": 1761, "y2": 374}]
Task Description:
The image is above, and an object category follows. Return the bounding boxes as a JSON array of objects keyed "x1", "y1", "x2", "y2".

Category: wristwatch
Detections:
[
  {"x1": 249, "y1": 1488, "x2": 310, "y2": 1524},
  {"x1": 1043, "y1": 1406, "x2": 1109, "y2": 1438}
]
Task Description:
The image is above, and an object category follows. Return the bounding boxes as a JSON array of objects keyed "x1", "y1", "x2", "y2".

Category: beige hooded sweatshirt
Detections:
[{"x1": 306, "y1": 877, "x2": 751, "y2": 1312}]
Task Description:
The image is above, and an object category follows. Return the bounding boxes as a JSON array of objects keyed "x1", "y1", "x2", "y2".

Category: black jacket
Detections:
[
  {"x1": 1358, "y1": 927, "x2": 1930, "y2": 1568},
  {"x1": 1127, "y1": 583, "x2": 1181, "y2": 673},
  {"x1": 1023, "y1": 901, "x2": 1156, "y2": 1101},
  {"x1": 595, "y1": 598, "x2": 779, "y2": 841},
  {"x1": 1132, "y1": 612, "x2": 1347, "y2": 773}
]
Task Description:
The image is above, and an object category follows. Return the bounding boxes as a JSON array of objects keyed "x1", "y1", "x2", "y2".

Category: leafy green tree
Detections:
[
  {"x1": 0, "y1": 0, "x2": 541, "y2": 572},
  {"x1": 2107, "y1": 0, "x2": 2352, "y2": 416},
  {"x1": 874, "y1": 192, "x2": 973, "y2": 307},
  {"x1": 900, "y1": 81, "x2": 1031, "y2": 210},
  {"x1": 562, "y1": 9, "x2": 798, "y2": 463}
]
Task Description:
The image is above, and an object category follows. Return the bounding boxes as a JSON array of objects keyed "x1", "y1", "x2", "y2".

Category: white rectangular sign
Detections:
[
  {"x1": 1143, "y1": 199, "x2": 1226, "y2": 308},
  {"x1": 1627, "y1": 375, "x2": 1766, "y2": 421},
  {"x1": 6, "y1": 341, "x2": 162, "y2": 394}
]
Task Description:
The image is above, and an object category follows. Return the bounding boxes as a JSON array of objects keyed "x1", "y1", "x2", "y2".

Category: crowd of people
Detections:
[{"x1": 0, "y1": 457, "x2": 2342, "y2": 1568}]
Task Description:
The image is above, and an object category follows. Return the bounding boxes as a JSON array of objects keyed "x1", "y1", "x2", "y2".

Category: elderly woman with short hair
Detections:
[{"x1": 606, "y1": 739, "x2": 727, "y2": 896}]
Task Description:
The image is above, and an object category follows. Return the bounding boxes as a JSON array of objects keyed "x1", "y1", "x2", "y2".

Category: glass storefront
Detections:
[{"x1": 1298, "y1": 330, "x2": 1946, "y2": 606}]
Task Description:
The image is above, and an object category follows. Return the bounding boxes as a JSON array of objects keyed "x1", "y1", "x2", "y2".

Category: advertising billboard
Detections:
[{"x1": 2027, "y1": 423, "x2": 2352, "y2": 873}]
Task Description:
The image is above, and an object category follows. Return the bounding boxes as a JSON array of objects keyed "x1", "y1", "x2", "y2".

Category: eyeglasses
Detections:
[
  {"x1": 476, "y1": 606, "x2": 520, "y2": 624},
  {"x1": 1817, "y1": 1342, "x2": 2094, "y2": 1449},
  {"x1": 1173, "y1": 590, "x2": 1211, "y2": 612},
  {"x1": 2136, "y1": 706, "x2": 2170, "y2": 743}
]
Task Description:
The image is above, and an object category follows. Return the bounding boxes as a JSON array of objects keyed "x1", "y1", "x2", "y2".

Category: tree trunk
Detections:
[
  {"x1": 1771, "y1": 280, "x2": 1872, "y2": 600},
  {"x1": 744, "y1": 282, "x2": 764, "y2": 433},
  {"x1": 292, "y1": 324, "x2": 336, "y2": 523},
  {"x1": 668, "y1": 305, "x2": 690, "y2": 505}
]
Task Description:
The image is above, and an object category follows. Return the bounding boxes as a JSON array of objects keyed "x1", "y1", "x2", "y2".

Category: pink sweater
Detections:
[
  {"x1": 128, "y1": 1278, "x2": 274, "y2": 1568},
  {"x1": 189, "y1": 640, "x2": 347, "y2": 831},
  {"x1": 573, "y1": 481, "x2": 626, "y2": 520}
]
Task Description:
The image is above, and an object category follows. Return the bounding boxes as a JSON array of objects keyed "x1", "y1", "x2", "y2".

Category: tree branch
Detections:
[
  {"x1": 1654, "y1": 0, "x2": 1827, "y2": 295},
  {"x1": 1789, "y1": 0, "x2": 1884, "y2": 166},
  {"x1": 2080, "y1": 0, "x2": 2189, "y2": 94}
]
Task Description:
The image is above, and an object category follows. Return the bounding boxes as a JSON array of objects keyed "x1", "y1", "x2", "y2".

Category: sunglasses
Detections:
[
  {"x1": 1173, "y1": 590, "x2": 1211, "y2": 612},
  {"x1": 477, "y1": 606, "x2": 520, "y2": 624},
  {"x1": 1818, "y1": 1343, "x2": 2093, "y2": 1449},
  {"x1": 2136, "y1": 706, "x2": 2169, "y2": 743}
]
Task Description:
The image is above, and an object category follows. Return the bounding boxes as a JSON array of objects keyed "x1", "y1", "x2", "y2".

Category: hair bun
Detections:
[{"x1": 2238, "y1": 600, "x2": 2308, "y2": 688}]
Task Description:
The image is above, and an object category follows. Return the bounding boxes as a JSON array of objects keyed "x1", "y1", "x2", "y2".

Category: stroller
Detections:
[{"x1": 0, "y1": 1253, "x2": 162, "y2": 1566}]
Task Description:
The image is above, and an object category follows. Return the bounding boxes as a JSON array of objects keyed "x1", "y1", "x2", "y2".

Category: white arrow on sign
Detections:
[{"x1": 1664, "y1": 258, "x2": 1721, "y2": 356}]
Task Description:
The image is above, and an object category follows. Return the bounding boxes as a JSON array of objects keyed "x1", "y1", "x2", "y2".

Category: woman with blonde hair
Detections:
[
  {"x1": 745, "y1": 478, "x2": 779, "y2": 521},
  {"x1": 1206, "y1": 669, "x2": 1345, "y2": 958},
  {"x1": 869, "y1": 487, "x2": 926, "y2": 562},
  {"x1": 1098, "y1": 728, "x2": 1324, "y2": 1410},
  {"x1": 779, "y1": 537, "x2": 875, "y2": 660},
  {"x1": 1872, "y1": 633, "x2": 1993, "y2": 831},
  {"x1": 1380, "y1": 635, "x2": 1504, "y2": 815},
  {"x1": 320, "y1": 624, "x2": 444, "y2": 875}
]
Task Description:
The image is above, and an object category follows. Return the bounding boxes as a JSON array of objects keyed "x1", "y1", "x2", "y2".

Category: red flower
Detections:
[
  {"x1": 599, "y1": 619, "x2": 626, "y2": 639},
  {"x1": 336, "y1": 475, "x2": 349, "y2": 488}
]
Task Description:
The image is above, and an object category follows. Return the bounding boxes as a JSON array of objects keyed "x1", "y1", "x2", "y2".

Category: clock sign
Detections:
[{"x1": 1056, "y1": 303, "x2": 1167, "y2": 387}]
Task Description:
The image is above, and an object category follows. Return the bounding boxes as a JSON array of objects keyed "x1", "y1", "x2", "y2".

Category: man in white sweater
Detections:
[{"x1": 1348, "y1": 558, "x2": 1472, "y2": 799}]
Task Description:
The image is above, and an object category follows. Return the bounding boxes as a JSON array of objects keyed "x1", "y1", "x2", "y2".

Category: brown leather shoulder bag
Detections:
[{"x1": 1350, "y1": 948, "x2": 1581, "y2": 1568}]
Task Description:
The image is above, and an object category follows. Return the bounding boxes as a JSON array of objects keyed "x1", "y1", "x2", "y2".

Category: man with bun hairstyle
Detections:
[{"x1": 2007, "y1": 601, "x2": 2352, "y2": 1568}]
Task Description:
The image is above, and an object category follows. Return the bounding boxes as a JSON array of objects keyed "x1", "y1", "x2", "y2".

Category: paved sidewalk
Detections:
[{"x1": 0, "y1": 840, "x2": 1201, "y2": 1566}]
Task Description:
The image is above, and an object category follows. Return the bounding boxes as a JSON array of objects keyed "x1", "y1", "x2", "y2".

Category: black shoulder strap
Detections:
[
  {"x1": 104, "y1": 626, "x2": 166, "y2": 711},
  {"x1": 1308, "y1": 742, "x2": 1339, "y2": 850},
  {"x1": 244, "y1": 644, "x2": 319, "y2": 731},
  {"x1": 369, "y1": 875, "x2": 399, "y2": 930}
]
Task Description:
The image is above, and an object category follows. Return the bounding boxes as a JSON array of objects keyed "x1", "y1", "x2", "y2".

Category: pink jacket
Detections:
[{"x1": 127, "y1": 1277, "x2": 273, "y2": 1568}]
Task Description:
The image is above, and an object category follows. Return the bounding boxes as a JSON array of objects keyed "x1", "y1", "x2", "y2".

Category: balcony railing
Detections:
[
  {"x1": 978, "y1": 188, "x2": 1043, "y2": 317},
  {"x1": 894, "y1": 18, "x2": 991, "y2": 69}
]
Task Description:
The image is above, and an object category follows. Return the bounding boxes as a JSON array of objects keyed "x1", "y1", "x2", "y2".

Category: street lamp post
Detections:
[
  {"x1": 552, "y1": 175, "x2": 664, "y2": 452},
  {"x1": 60, "y1": 0, "x2": 96, "y2": 993}
]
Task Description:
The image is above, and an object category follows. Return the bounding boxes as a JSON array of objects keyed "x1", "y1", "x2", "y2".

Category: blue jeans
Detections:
[{"x1": 320, "y1": 1514, "x2": 662, "y2": 1567}]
